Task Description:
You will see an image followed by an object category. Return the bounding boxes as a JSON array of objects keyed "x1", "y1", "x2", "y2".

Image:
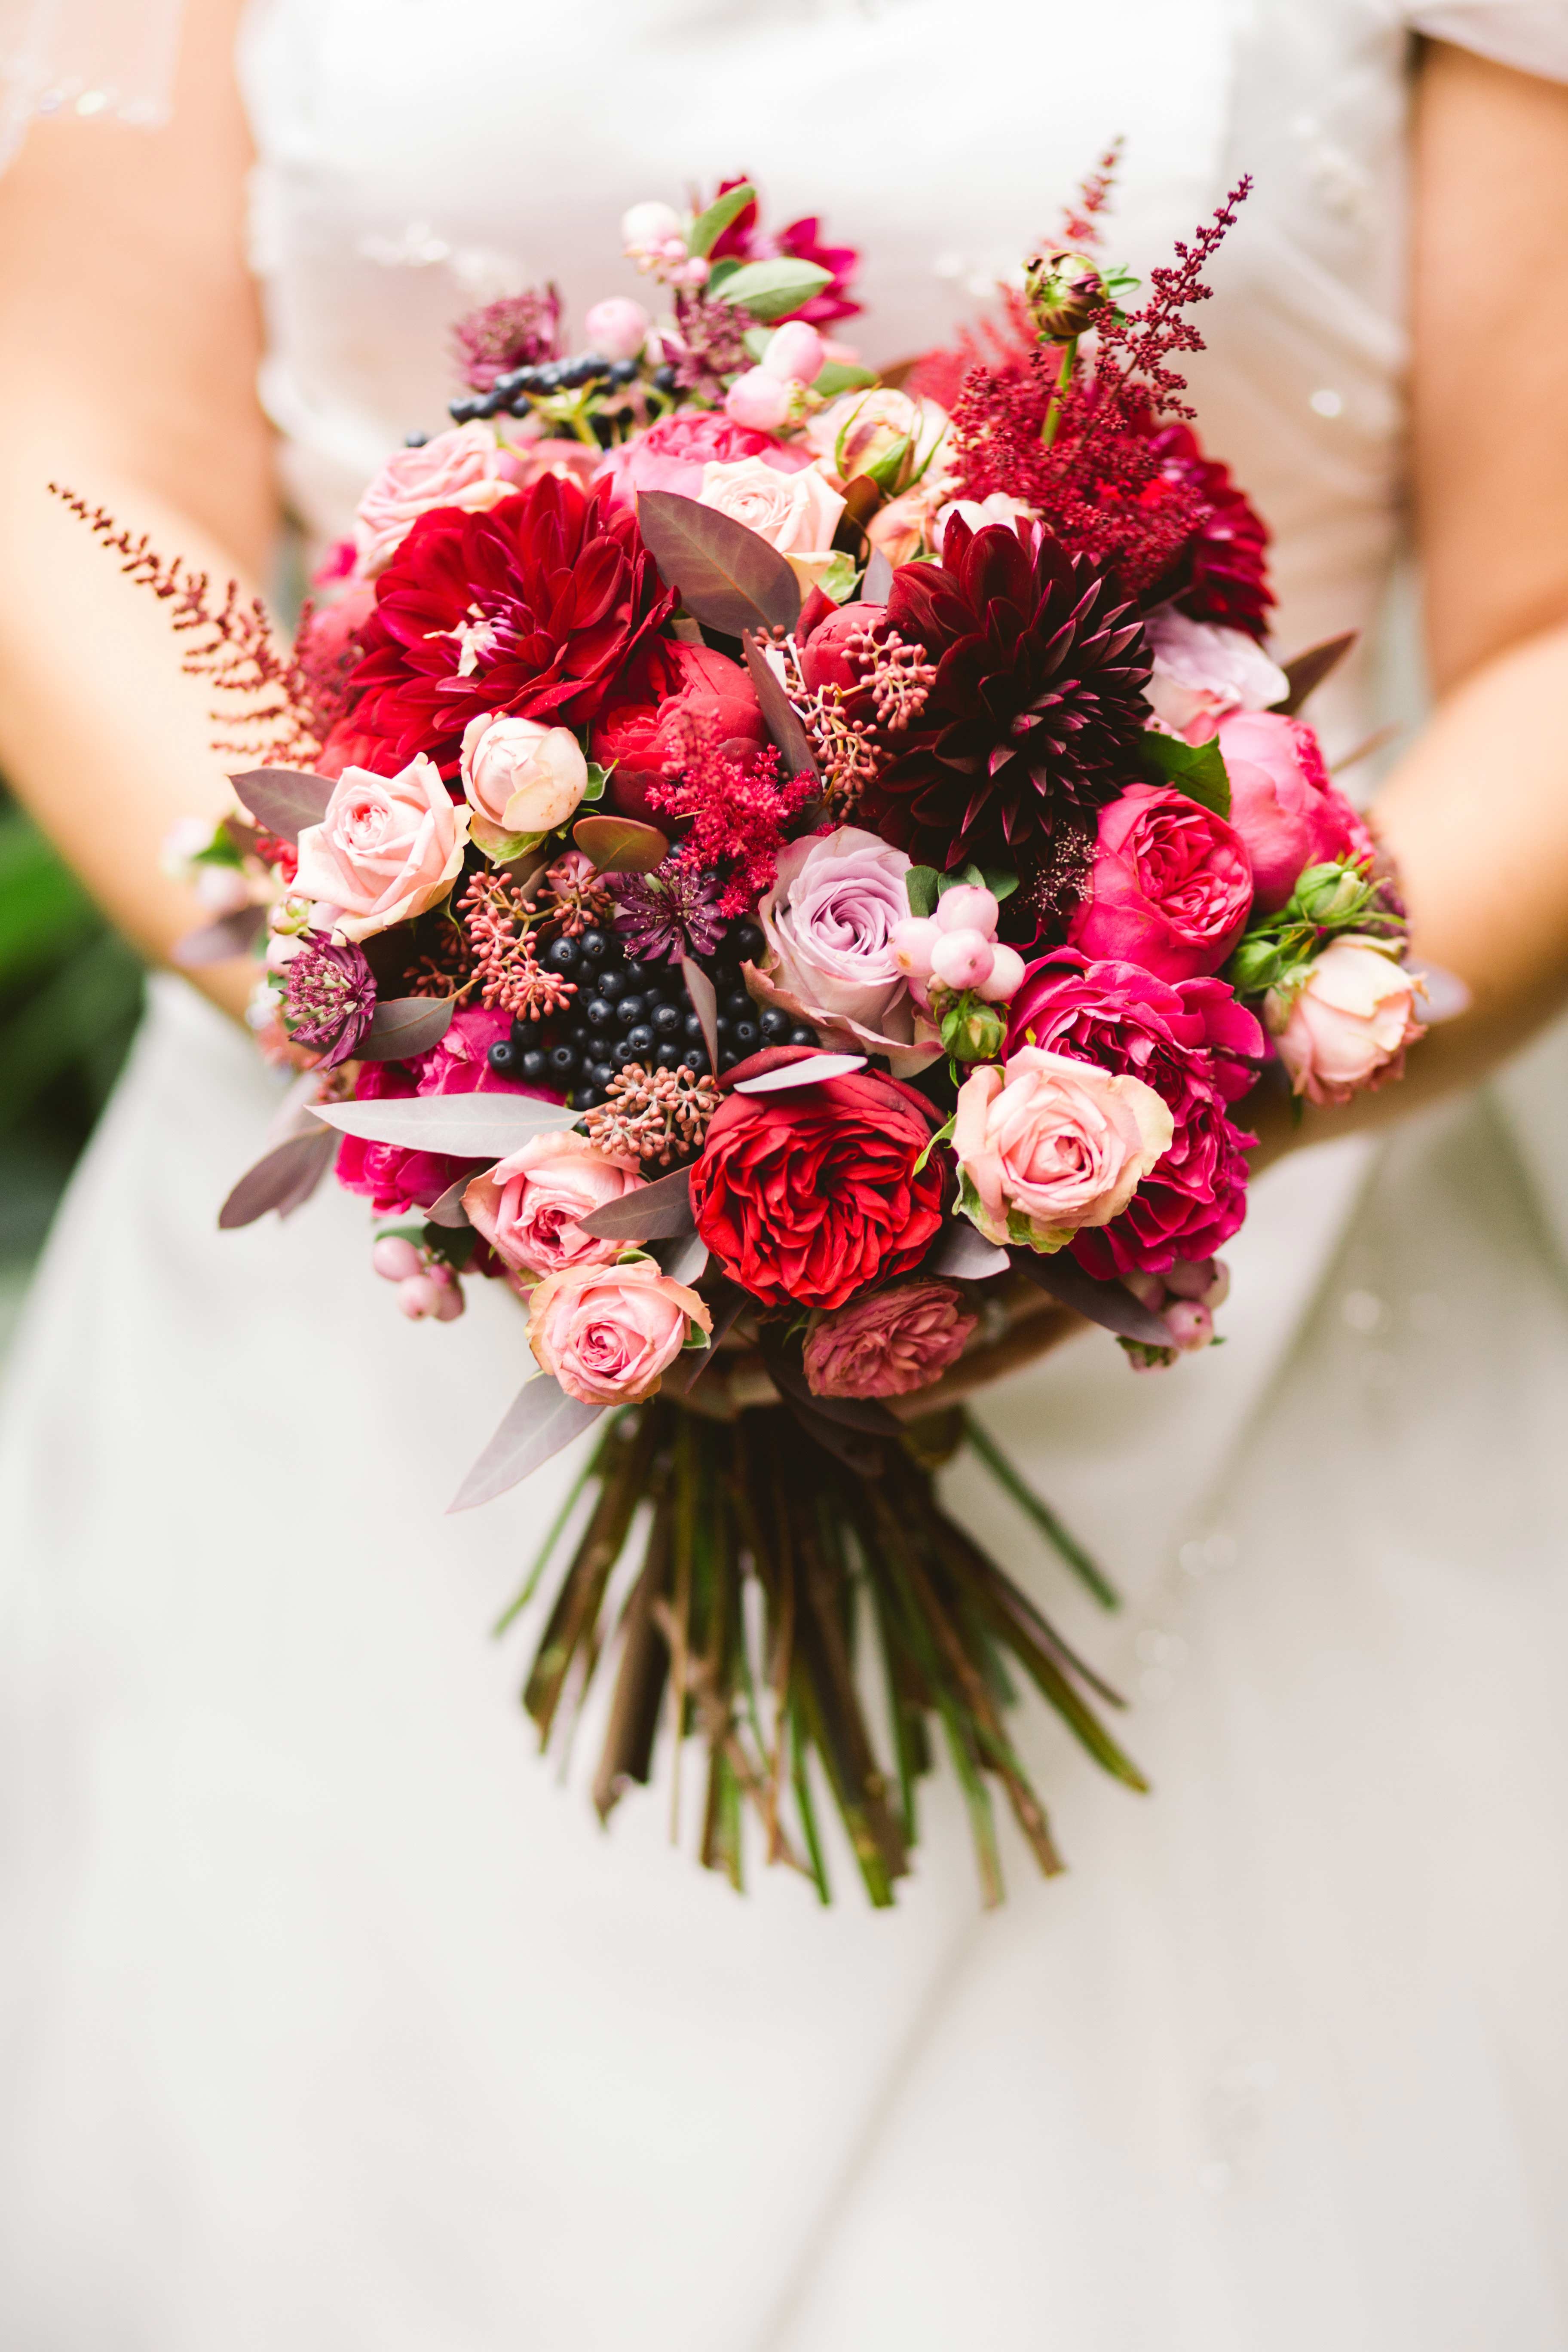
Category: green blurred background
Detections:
[{"x1": 0, "y1": 787, "x2": 144, "y2": 1353}]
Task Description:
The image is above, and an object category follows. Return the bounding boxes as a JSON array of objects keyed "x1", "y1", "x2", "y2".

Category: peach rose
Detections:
[
  {"x1": 527, "y1": 1258, "x2": 712, "y2": 1404},
  {"x1": 1267, "y1": 938, "x2": 1425, "y2": 1107},
  {"x1": 293, "y1": 755, "x2": 469, "y2": 941},
  {"x1": 459, "y1": 713, "x2": 588, "y2": 858},
  {"x1": 805, "y1": 389, "x2": 948, "y2": 492},
  {"x1": 463, "y1": 1133, "x2": 643, "y2": 1283},
  {"x1": 698, "y1": 456, "x2": 846, "y2": 592},
  {"x1": 352, "y1": 424, "x2": 518, "y2": 576},
  {"x1": 952, "y1": 1045, "x2": 1173, "y2": 1252}
]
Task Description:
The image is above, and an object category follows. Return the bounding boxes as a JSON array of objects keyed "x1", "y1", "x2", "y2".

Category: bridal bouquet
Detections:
[{"x1": 77, "y1": 160, "x2": 1427, "y2": 1903}]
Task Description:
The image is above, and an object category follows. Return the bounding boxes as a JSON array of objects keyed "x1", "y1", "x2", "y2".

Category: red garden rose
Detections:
[
  {"x1": 591, "y1": 641, "x2": 769, "y2": 825},
  {"x1": 690, "y1": 1065, "x2": 947, "y2": 1311},
  {"x1": 343, "y1": 472, "x2": 674, "y2": 774},
  {"x1": 1006, "y1": 950, "x2": 1262, "y2": 1277},
  {"x1": 1067, "y1": 781, "x2": 1252, "y2": 983}
]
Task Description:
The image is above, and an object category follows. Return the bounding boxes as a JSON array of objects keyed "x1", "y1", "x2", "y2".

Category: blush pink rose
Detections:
[
  {"x1": 293, "y1": 754, "x2": 469, "y2": 941},
  {"x1": 352, "y1": 424, "x2": 517, "y2": 576},
  {"x1": 596, "y1": 411, "x2": 812, "y2": 507},
  {"x1": 500, "y1": 437, "x2": 604, "y2": 493},
  {"x1": 463, "y1": 1132, "x2": 643, "y2": 1283},
  {"x1": 1143, "y1": 609, "x2": 1286, "y2": 740},
  {"x1": 1216, "y1": 710, "x2": 1375, "y2": 912},
  {"x1": 698, "y1": 457, "x2": 846, "y2": 589},
  {"x1": 459, "y1": 712, "x2": 588, "y2": 856},
  {"x1": 1069, "y1": 783, "x2": 1253, "y2": 983},
  {"x1": 803, "y1": 1278, "x2": 978, "y2": 1399},
  {"x1": 953, "y1": 1045, "x2": 1174, "y2": 1252},
  {"x1": 527, "y1": 1259, "x2": 712, "y2": 1403},
  {"x1": 1268, "y1": 938, "x2": 1425, "y2": 1106}
]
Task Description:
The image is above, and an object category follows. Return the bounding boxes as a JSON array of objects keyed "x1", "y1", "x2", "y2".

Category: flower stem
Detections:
[{"x1": 1040, "y1": 338, "x2": 1078, "y2": 450}]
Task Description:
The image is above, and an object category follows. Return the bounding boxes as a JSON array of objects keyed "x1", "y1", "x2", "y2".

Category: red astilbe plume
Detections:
[
  {"x1": 1059, "y1": 139, "x2": 1122, "y2": 249},
  {"x1": 52, "y1": 487, "x2": 323, "y2": 764},
  {"x1": 647, "y1": 737, "x2": 816, "y2": 917}
]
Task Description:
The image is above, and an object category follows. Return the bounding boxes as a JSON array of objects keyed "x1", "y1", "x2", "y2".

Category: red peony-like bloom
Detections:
[
  {"x1": 592, "y1": 641, "x2": 768, "y2": 825},
  {"x1": 1006, "y1": 951, "x2": 1262, "y2": 1277},
  {"x1": 344, "y1": 474, "x2": 675, "y2": 774},
  {"x1": 864, "y1": 519, "x2": 1151, "y2": 885},
  {"x1": 690, "y1": 1064, "x2": 947, "y2": 1311}
]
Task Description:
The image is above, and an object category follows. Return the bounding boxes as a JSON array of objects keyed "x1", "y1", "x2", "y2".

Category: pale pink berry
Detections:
[
  {"x1": 935, "y1": 883, "x2": 1000, "y2": 938},
  {"x1": 890, "y1": 914, "x2": 940, "y2": 978},
  {"x1": 1121, "y1": 1269, "x2": 1167, "y2": 1312},
  {"x1": 621, "y1": 200, "x2": 682, "y2": 249},
  {"x1": 584, "y1": 297, "x2": 650, "y2": 361},
  {"x1": 1203, "y1": 1259, "x2": 1231, "y2": 1309},
  {"x1": 929, "y1": 928, "x2": 995, "y2": 992},
  {"x1": 976, "y1": 943, "x2": 1026, "y2": 1003},
  {"x1": 1127, "y1": 1348, "x2": 1176, "y2": 1375},
  {"x1": 397, "y1": 1274, "x2": 445, "y2": 1320},
  {"x1": 761, "y1": 322, "x2": 825, "y2": 384},
  {"x1": 1164, "y1": 1298, "x2": 1214, "y2": 1352},
  {"x1": 434, "y1": 1279, "x2": 465, "y2": 1323},
  {"x1": 724, "y1": 366, "x2": 793, "y2": 431},
  {"x1": 373, "y1": 1235, "x2": 423, "y2": 1283}
]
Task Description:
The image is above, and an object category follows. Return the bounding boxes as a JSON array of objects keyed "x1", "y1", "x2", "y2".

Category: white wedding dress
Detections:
[{"x1": 5, "y1": 3, "x2": 1568, "y2": 2344}]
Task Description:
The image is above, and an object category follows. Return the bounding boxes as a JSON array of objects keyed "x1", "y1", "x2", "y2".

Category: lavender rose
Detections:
[
  {"x1": 748, "y1": 824, "x2": 940, "y2": 1075},
  {"x1": 803, "y1": 1279, "x2": 978, "y2": 1400}
]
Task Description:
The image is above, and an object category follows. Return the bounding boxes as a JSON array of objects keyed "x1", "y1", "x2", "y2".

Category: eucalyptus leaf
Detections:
[
  {"x1": 733, "y1": 1051, "x2": 865, "y2": 1094},
  {"x1": 927, "y1": 1221, "x2": 1011, "y2": 1281},
  {"x1": 680, "y1": 956, "x2": 719, "y2": 1077},
  {"x1": 657, "y1": 1231, "x2": 709, "y2": 1287},
  {"x1": 1010, "y1": 1247, "x2": 1173, "y2": 1348},
  {"x1": 861, "y1": 547, "x2": 895, "y2": 604},
  {"x1": 217, "y1": 1126, "x2": 335, "y2": 1230},
  {"x1": 312, "y1": 1093, "x2": 578, "y2": 1157},
  {"x1": 228, "y1": 767, "x2": 336, "y2": 843},
  {"x1": 813, "y1": 360, "x2": 879, "y2": 397},
  {"x1": 426, "y1": 1173, "x2": 478, "y2": 1228},
  {"x1": 1138, "y1": 731, "x2": 1232, "y2": 819},
  {"x1": 172, "y1": 908, "x2": 264, "y2": 966},
  {"x1": 355, "y1": 995, "x2": 455, "y2": 1063},
  {"x1": 1273, "y1": 630, "x2": 1357, "y2": 717},
  {"x1": 578, "y1": 1164, "x2": 696, "y2": 1241},
  {"x1": 636, "y1": 490, "x2": 800, "y2": 636},
  {"x1": 710, "y1": 257, "x2": 832, "y2": 323},
  {"x1": 742, "y1": 632, "x2": 820, "y2": 781},
  {"x1": 571, "y1": 813, "x2": 669, "y2": 873},
  {"x1": 685, "y1": 181, "x2": 755, "y2": 260},
  {"x1": 447, "y1": 1380, "x2": 604, "y2": 1514}
]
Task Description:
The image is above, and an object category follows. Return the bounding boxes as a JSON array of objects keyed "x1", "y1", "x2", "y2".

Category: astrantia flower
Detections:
[
  {"x1": 282, "y1": 933, "x2": 377, "y2": 1068},
  {"x1": 865, "y1": 518, "x2": 1152, "y2": 883},
  {"x1": 609, "y1": 857, "x2": 726, "y2": 963},
  {"x1": 346, "y1": 475, "x2": 676, "y2": 774},
  {"x1": 450, "y1": 285, "x2": 562, "y2": 392}
]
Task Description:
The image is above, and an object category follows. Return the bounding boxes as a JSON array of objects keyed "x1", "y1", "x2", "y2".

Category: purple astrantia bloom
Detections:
[
  {"x1": 609, "y1": 858, "x2": 726, "y2": 963},
  {"x1": 283, "y1": 932, "x2": 377, "y2": 1068}
]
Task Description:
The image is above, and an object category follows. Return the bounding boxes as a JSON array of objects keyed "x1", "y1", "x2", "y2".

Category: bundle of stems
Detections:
[{"x1": 495, "y1": 1396, "x2": 1147, "y2": 1905}]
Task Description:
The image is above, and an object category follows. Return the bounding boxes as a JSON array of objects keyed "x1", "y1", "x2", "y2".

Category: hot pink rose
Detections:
[
  {"x1": 1216, "y1": 710, "x2": 1375, "y2": 912},
  {"x1": 293, "y1": 754, "x2": 469, "y2": 941},
  {"x1": 803, "y1": 1278, "x2": 978, "y2": 1399},
  {"x1": 353, "y1": 424, "x2": 517, "y2": 576},
  {"x1": 527, "y1": 1259, "x2": 712, "y2": 1404},
  {"x1": 335, "y1": 1007, "x2": 540, "y2": 1216},
  {"x1": 1069, "y1": 783, "x2": 1253, "y2": 983},
  {"x1": 591, "y1": 641, "x2": 768, "y2": 825},
  {"x1": 463, "y1": 1132, "x2": 643, "y2": 1282},
  {"x1": 1268, "y1": 938, "x2": 1425, "y2": 1106},
  {"x1": 952, "y1": 1045, "x2": 1173, "y2": 1252},
  {"x1": 596, "y1": 411, "x2": 812, "y2": 507}
]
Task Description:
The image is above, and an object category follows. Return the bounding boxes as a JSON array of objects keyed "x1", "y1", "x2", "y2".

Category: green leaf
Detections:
[
  {"x1": 685, "y1": 181, "x2": 756, "y2": 260},
  {"x1": 812, "y1": 550, "x2": 859, "y2": 606},
  {"x1": 812, "y1": 359, "x2": 879, "y2": 397},
  {"x1": 742, "y1": 325, "x2": 774, "y2": 362},
  {"x1": 580, "y1": 760, "x2": 611, "y2": 804},
  {"x1": 980, "y1": 865, "x2": 1020, "y2": 903},
  {"x1": 1138, "y1": 731, "x2": 1231, "y2": 818},
  {"x1": 905, "y1": 867, "x2": 940, "y2": 919},
  {"x1": 711, "y1": 257, "x2": 832, "y2": 323},
  {"x1": 572, "y1": 813, "x2": 670, "y2": 874},
  {"x1": 862, "y1": 432, "x2": 912, "y2": 496},
  {"x1": 703, "y1": 257, "x2": 741, "y2": 295}
]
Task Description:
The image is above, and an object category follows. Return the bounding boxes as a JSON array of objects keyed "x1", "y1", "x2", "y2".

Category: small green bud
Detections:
[
  {"x1": 938, "y1": 989, "x2": 1006, "y2": 1063},
  {"x1": 1022, "y1": 249, "x2": 1107, "y2": 343},
  {"x1": 1291, "y1": 862, "x2": 1368, "y2": 925}
]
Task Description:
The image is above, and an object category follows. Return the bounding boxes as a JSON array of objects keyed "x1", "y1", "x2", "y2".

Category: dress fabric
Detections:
[{"x1": 4, "y1": 3, "x2": 1568, "y2": 2345}]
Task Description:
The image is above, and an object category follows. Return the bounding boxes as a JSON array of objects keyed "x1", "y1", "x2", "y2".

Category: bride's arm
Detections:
[
  {"x1": 1252, "y1": 39, "x2": 1568, "y2": 1163},
  {"x1": 0, "y1": 0, "x2": 275, "y2": 1021}
]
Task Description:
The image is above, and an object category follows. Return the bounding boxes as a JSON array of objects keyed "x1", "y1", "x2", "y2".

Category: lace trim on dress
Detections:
[
  {"x1": 1409, "y1": 2, "x2": 1568, "y2": 82},
  {"x1": 0, "y1": 0, "x2": 183, "y2": 172}
]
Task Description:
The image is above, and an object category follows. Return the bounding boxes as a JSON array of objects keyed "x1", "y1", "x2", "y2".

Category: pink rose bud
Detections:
[
  {"x1": 976, "y1": 943, "x2": 1026, "y2": 1003},
  {"x1": 621, "y1": 200, "x2": 682, "y2": 248},
  {"x1": 929, "y1": 928, "x2": 995, "y2": 992},
  {"x1": 1164, "y1": 1298, "x2": 1214, "y2": 1352},
  {"x1": 397, "y1": 1273, "x2": 445, "y2": 1319},
  {"x1": 935, "y1": 883, "x2": 1000, "y2": 938},
  {"x1": 890, "y1": 914, "x2": 940, "y2": 978},
  {"x1": 724, "y1": 367, "x2": 794, "y2": 432},
  {"x1": 373, "y1": 1235, "x2": 424, "y2": 1283},
  {"x1": 761, "y1": 322, "x2": 826, "y2": 383},
  {"x1": 1162, "y1": 1256, "x2": 1217, "y2": 1301},
  {"x1": 584, "y1": 297, "x2": 651, "y2": 361}
]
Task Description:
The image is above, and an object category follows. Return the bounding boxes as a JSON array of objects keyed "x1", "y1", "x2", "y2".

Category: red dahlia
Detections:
[
  {"x1": 864, "y1": 518, "x2": 1152, "y2": 883},
  {"x1": 345, "y1": 475, "x2": 675, "y2": 773}
]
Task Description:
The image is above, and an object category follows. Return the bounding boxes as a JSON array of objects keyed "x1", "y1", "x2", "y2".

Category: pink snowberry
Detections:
[
  {"x1": 584, "y1": 297, "x2": 650, "y2": 361},
  {"x1": 761, "y1": 322, "x2": 825, "y2": 384},
  {"x1": 1164, "y1": 1298, "x2": 1214, "y2": 1352},
  {"x1": 890, "y1": 914, "x2": 940, "y2": 979},
  {"x1": 724, "y1": 367, "x2": 793, "y2": 431},
  {"x1": 373, "y1": 1235, "x2": 424, "y2": 1283},
  {"x1": 397, "y1": 1273, "x2": 446, "y2": 1320},
  {"x1": 935, "y1": 884, "x2": 1000, "y2": 937},
  {"x1": 977, "y1": 943, "x2": 1026, "y2": 1003},
  {"x1": 929, "y1": 928, "x2": 995, "y2": 992}
]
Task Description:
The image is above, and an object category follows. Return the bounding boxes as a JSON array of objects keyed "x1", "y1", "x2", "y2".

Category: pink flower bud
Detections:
[
  {"x1": 724, "y1": 366, "x2": 793, "y2": 431},
  {"x1": 929, "y1": 928, "x2": 995, "y2": 992},
  {"x1": 584, "y1": 297, "x2": 650, "y2": 361},
  {"x1": 397, "y1": 1274, "x2": 445, "y2": 1320},
  {"x1": 1162, "y1": 1256, "x2": 1216, "y2": 1301},
  {"x1": 1164, "y1": 1298, "x2": 1214, "y2": 1352},
  {"x1": 762, "y1": 322, "x2": 825, "y2": 384},
  {"x1": 373, "y1": 1235, "x2": 424, "y2": 1283},
  {"x1": 935, "y1": 883, "x2": 1000, "y2": 938},
  {"x1": 621, "y1": 200, "x2": 682, "y2": 249},
  {"x1": 976, "y1": 943, "x2": 1026, "y2": 1003},
  {"x1": 890, "y1": 914, "x2": 940, "y2": 977}
]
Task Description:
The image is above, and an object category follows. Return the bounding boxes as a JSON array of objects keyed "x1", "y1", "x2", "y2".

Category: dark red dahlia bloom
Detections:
[
  {"x1": 691, "y1": 1067, "x2": 946, "y2": 1311},
  {"x1": 1006, "y1": 951, "x2": 1263, "y2": 1277},
  {"x1": 345, "y1": 475, "x2": 675, "y2": 774},
  {"x1": 1140, "y1": 421, "x2": 1273, "y2": 639},
  {"x1": 864, "y1": 519, "x2": 1152, "y2": 881}
]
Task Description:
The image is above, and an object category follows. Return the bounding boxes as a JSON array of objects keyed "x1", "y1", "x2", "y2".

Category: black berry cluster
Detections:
[
  {"x1": 486, "y1": 919, "x2": 814, "y2": 1108},
  {"x1": 449, "y1": 352, "x2": 642, "y2": 426}
]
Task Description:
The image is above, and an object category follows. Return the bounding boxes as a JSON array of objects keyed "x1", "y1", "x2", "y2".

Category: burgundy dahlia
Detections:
[
  {"x1": 345, "y1": 474, "x2": 676, "y2": 773},
  {"x1": 1141, "y1": 421, "x2": 1273, "y2": 640},
  {"x1": 864, "y1": 519, "x2": 1152, "y2": 889}
]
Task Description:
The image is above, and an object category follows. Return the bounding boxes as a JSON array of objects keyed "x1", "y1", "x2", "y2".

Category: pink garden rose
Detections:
[
  {"x1": 527, "y1": 1258, "x2": 712, "y2": 1403},
  {"x1": 1069, "y1": 782, "x2": 1253, "y2": 983},
  {"x1": 953, "y1": 1044, "x2": 1173, "y2": 1252},
  {"x1": 293, "y1": 753, "x2": 469, "y2": 941},
  {"x1": 698, "y1": 456, "x2": 847, "y2": 592},
  {"x1": 1143, "y1": 609, "x2": 1286, "y2": 740},
  {"x1": 353, "y1": 424, "x2": 517, "y2": 576},
  {"x1": 749, "y1": 826, "x2": 937, "y2": 1072},
  {"x1": 501, "y1": 437, "x2": 604, "y2": 494},
  {"x1": 803, "y1": 1278, "x2": 977, "y2": 1400},
  {"x1": 597, "y1": 411, "x2": 812, "y2": 506},
  {"x1": 1268, "y1": 938, "x2": 1425, "y2": 1106},
  {"x1": 459, "y1": 712, "x2": 588, "y2": 857},
  {"x1": 463, "y1": 1132, "x2": 643, "y2": 1282},
  {"x1": 1216, "y1": 710, "x2": 1375, "y2": 912}
]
